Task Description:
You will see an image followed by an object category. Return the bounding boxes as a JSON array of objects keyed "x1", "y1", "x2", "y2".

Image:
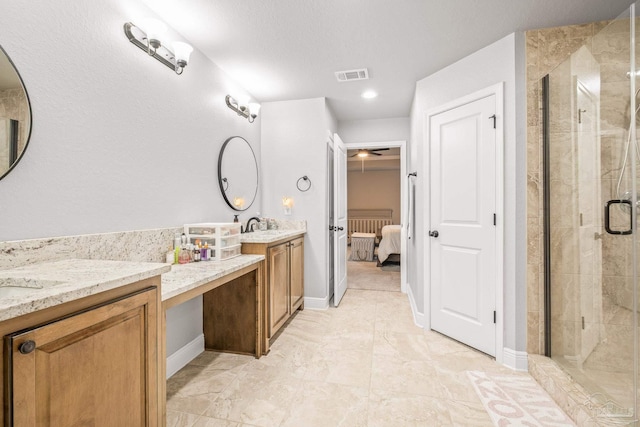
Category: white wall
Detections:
[
  {"x1": 0, "y1": 0, "x2": 262, "y2": 365},
  {"x1": 338, "y1": 117, "x2": 410, "y2": 143},
  {"x1": 410, "y1": 33, "x2": 527, "y2": 354},
  {"x1": 261, "y1": 98, "x2": 336, "y2": 308},
  {"x1": 0, "y1": 0, "x2": 261, "y2": 241}
]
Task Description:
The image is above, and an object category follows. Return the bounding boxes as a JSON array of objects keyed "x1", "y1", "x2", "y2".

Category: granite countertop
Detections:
[
  {"x1": 161, "y1": 254, "x2": 264, "y2": 302},
  {"x1": 0, "y1": 259, "x2": 171, "y2": 322},
  {"x1": 239, "y1": 229, "x2": 306, "y2": 244}
]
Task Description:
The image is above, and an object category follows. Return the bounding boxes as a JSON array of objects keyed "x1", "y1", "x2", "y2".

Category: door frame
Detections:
[
  {"x1": 423, "y1": 83, "x2": 504, "y2": 363},
  {"x1": 344, "y1": 140, "x2": 408, "y2": 293},
  {"x1": 326, "y1": 133, "x2": 335, "y2": 304}
]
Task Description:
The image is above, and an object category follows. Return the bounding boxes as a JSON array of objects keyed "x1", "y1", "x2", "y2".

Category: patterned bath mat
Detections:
[{"x1": 467, "y1": 371, "x2": 576, "y2": 426}]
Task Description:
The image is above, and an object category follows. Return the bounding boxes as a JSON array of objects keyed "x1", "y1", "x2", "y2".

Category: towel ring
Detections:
[{"x1": 296, "y1": 175, "x2": 312, "y2": 192}]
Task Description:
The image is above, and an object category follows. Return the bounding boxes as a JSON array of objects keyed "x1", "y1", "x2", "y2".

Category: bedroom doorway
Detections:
[{"x1": 344, "y1": 140, "x2": 407, "y2": 294}]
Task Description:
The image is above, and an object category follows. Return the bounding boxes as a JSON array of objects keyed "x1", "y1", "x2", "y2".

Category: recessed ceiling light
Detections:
[{"x1": 361, "y1": 90, "x2": 378, "y2": 99}]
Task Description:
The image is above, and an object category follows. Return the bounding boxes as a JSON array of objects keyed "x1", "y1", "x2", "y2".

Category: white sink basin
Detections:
[{"x1": 0, "y1": 278, "x2": 67, "y2": 298}]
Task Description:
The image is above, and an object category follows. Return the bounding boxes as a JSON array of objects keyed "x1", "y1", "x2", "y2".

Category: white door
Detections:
[
  {"x1": 429, "y1": 94, "x2": 497, "y2": 356},
  {"x1": 333, "y1": 133, "x2": 348, "y2": 306}
]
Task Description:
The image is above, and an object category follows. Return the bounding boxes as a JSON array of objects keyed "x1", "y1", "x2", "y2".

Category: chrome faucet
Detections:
[{"x1": 244, "y1": 217, "x2": 261, "y2": 233}]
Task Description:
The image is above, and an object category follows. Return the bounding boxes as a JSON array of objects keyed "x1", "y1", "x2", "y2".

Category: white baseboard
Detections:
[
  {"x1": 304, "y1": 295, "x2": 330, "y2": 310},
  {"x1": 502, "y1": 347, "x2": 528, "y2": 371},
  {"x1": 166, "y1": 334, "x2": 204, "y2": 379},
  {"x1": 407, "y1": 285, "x2": 425, "y2": 328}
]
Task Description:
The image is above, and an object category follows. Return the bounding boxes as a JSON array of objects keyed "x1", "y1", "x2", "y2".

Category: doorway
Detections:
[
  {"x1": 344, "y1": 140, "x2": 408, "y2": 294},
  {"x1": 346, "y1": 147, "x2": 402, "y2": 293}
]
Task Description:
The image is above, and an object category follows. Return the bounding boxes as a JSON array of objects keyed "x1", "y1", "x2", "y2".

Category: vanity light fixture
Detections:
[
  {"x1": 226, "y1": 95, "x2": 261, "y2": 123},
  {"x1": 124, "y1": 19, "x2": 193, "y2": 75}
]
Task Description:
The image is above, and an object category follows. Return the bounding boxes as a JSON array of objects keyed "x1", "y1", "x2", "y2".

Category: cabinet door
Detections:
[
  {"x1": 268, "y1": 242, "x2": 289, "y2": 336},
  {"x1": 289, "y1": 237, "x2": 304, "y2": 312},
  {"x1": 6, "y1": 288, "x2": 157, "y2": 427}
]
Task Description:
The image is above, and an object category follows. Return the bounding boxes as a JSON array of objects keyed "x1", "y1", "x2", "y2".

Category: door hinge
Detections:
[
  {"x1": 493, "y1": 311, "x2": 496, "y2": 324},
  {"x1": 489, "y1": 114, "x2": 496, "y2": 129},
  {"x1": 493, "y1": 213, "x2": 496, "y2": 226},
  {"x1": 582, "y1": 316, "x2": 585, "y2": 330}
]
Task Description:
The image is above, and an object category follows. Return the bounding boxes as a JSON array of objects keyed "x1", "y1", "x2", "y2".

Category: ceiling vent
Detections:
[{"x1": 335, "y1": 68, "x2": 369, "y2": 82}]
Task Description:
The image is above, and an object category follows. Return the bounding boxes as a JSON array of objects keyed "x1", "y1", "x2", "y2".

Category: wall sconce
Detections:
[
  {"x1": 124, "y1": 19, "x2": 193, "y2": 75},
  {"x1": 282, "y1": 197, "x2": 293, "y2": 215},
  {"x1": 233, "y1": 197, "x2": 245, "y2": 209},
  {"x1": 226, "y1": 95, "x2": 261, "y2": 123}
]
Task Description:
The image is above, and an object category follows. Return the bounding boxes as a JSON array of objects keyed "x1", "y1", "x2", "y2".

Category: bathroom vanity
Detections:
[
  {"x1": 0, "y1": 253, "x2": 267, "y2": 426},
  {"x1": 241, "y1": 230, "x2": 305, "y2": 341}
]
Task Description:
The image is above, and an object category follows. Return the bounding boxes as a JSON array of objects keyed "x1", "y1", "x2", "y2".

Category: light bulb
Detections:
[
  {"x1": 249, "y1": 103, "x2": 261, "y2": 116},
  {"x1": 140, "y1": 18, "x2": 167, "y2": 49},
  {"x1": 172, "y1": 42, "x2": 193, "y2": 68},
  {"x1": 236, "y1": 95, "x2": 250, "y2": 111}
]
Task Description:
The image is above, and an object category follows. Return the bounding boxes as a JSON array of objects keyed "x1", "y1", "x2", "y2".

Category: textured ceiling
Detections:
[{"x1": 143, "y1": 0, "x2": 635, "y2": 121}]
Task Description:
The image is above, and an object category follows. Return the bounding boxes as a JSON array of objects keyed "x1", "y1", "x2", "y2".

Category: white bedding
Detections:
[{"x1": 377, "y1": 225, "x2": 401, "y2": 264}]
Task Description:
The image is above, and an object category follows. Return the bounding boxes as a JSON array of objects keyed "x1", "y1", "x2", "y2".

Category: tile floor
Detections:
[{"x1": 166, "y1": 288, "x2": 552, "y2": 426}]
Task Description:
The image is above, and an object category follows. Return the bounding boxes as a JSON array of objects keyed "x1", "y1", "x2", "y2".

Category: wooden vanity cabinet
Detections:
[
  {"x1": 288, "y1": 237, "x2": 304, "y2": 313},
  {"x1": 242, "y1": 236, "x2": 304, "y2": 346},
  {"x1": 0, "y1": 278, "x2": 160, "y2": 427}
]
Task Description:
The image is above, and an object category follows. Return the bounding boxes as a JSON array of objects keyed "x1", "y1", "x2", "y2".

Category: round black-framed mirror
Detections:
[
  {"x1": 0, "y1": 44, "x2": 32, "y2": 181},
  {"x1": 217, "y1": 136, "x2": 258, "y2": 211}
]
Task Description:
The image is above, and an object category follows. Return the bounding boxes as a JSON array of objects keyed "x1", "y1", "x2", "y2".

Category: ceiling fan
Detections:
[{"x1": 349, "y1": 148, "x2": 390, "y2": 158}]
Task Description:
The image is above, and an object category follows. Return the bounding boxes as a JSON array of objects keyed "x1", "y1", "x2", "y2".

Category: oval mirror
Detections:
[
  {"x1": 218, "y1": 136, "x2": 258, "y2": 211},
  {"x1": 0, "y1": 45, "x2": 31, "y2": 181}
]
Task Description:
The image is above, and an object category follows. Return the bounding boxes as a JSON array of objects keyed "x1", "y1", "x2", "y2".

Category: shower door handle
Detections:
[{"x1": 604, "y1": 199, "x2": 633, "y2": 235}]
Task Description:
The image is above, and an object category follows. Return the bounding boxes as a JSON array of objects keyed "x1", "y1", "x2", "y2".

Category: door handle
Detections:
[
  {"x1": 429, "y1": 230, "x2": 439, "y2": 238},
  {"x1": 604, "y1": 200, "x2": 632, "y2": 235},
  {"x1": 337, "y1": 226, "x2": 344, "y2": 231},
  {"x1": 329, "y1": 225, "x2": 335, "y2": 231}
]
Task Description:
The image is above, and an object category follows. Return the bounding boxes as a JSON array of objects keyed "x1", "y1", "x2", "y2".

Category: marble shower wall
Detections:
[{"x1": 525, "y1": 18, "x2": 637, "y2": 355}]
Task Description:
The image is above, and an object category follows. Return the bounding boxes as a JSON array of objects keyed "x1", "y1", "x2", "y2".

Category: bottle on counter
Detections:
[
  {"x1": 201, "y1": 242, "x2": 208, "y2": 261},
  {"x1": 178, "y1": 246, "x2": 190, "y2": 264},
  {"x1": 173, "y1": 233, "x2": 181, "y2": 264},
  {"x1": 193, "y1": 243, "x2": 201, "y2": 262},
  {"x1": 178, "y1": 234, "x2": 191, "y2": 264}
]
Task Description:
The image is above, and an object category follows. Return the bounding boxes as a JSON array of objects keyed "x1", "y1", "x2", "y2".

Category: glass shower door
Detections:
[{"x1": 545, "y1": 4, "x2": 638, "y2": 424}]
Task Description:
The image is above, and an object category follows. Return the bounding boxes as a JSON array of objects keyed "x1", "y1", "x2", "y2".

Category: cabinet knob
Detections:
[{"x1": 18, "y1": 340, "x2": 36, "y2": 355}]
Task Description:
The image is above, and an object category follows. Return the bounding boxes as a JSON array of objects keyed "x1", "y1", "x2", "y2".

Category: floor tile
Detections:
[
  {"x1": 165, "y1": 281, "x2": 574, "y2": 427},
  {"x1": 280, "y1": 381, "x2": 369, "y2": 427},
  {"x1": 367, "y1": 389, "x2": 454, "y2": 426}
]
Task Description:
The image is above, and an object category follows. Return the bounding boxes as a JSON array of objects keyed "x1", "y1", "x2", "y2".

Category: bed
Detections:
[{"x1": 377, "y1": 224, "x2": 402, "y2": 264}]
